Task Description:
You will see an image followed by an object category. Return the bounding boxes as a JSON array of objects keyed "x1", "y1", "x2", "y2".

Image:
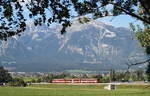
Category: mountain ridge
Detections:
[{"x1": 0, "y1": 20, "x2": 146, "y2": 72}]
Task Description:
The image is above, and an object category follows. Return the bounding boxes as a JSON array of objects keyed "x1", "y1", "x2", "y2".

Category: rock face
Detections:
[{"x1": 0, "y1": 20, "x2": 145, "y2": 72}]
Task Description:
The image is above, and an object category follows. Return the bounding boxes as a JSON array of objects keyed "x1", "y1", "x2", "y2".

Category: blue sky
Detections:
[
  {"x1": 21, "y1": 0, "x2": 143, "y2": 29},
  {"x1": 99, "y1": 15, "x2": 143, "y2": 28}
]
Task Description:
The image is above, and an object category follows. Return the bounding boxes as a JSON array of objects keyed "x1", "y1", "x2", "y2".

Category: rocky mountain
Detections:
[{"x1": 0, "y1": 20, "x2": 146, "y2": 72}]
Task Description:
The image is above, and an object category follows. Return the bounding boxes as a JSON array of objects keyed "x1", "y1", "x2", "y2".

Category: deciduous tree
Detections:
[
  {"x1": 0, "y1": 0, "x2": 149, "y2": 40},
  {"x1": 0, "y1": 66, "x2": 12, "y2": 84}
]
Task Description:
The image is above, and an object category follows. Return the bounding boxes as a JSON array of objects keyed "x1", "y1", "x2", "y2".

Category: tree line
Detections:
[{"x1": 0, "y1": 66, "x2": 149, "y2": 86}]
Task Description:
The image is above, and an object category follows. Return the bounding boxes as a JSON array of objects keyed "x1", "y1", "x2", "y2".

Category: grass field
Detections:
[
  {"x1": 0, "y1": 84, "x2": 150, "y2": 96},
  {"x1": 21, "y1": 77, "x2": 39, "y2": 82}
]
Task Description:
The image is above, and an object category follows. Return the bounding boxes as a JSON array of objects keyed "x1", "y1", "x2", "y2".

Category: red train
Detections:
[{"x1": 52, "y1": 78, "x2": 98, "y2": 83}]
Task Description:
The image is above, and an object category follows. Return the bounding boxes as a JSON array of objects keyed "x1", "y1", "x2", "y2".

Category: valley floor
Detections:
[{"x1": 0, "y1": 84, "x2": 150, "y2": 96}]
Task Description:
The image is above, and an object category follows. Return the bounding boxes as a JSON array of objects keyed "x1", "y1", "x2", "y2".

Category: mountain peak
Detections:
[{"x1": 0, "y1": 20, "x2": 145, "y2": 72}]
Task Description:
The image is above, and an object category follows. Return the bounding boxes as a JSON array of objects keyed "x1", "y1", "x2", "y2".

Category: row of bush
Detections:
[
  {"x1": 0, "y1": 66, "x2": 27, "y2": 87},
  {"x1": 7, "y1": 78, "x2": 27, "y2": 87}
]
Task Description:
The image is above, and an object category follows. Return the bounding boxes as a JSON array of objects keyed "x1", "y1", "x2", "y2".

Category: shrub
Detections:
[{"x1": 8, "y1": 78, "x2": 27, "y2": 87}]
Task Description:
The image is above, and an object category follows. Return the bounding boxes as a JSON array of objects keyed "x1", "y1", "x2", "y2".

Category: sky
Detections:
[
  {"x1": 99, "y1": 15, "x2": 143, "y2": 28},
  {"x1": 20, "y1": 0, "x2": 144, "y2": 29}
]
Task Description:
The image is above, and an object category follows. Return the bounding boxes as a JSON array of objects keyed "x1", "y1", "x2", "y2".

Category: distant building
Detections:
[{"x1": 52, "y1": 78, "x2": 98, "y2": 83}]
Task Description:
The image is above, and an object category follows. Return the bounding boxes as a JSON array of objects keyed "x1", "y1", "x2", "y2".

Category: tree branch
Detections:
[
  {"x1": 126, "y1": 58, "x2": 150, "y2": 70},
  {"x1": 109, "y1": 2, "x2": 150, "y2": 24},
  {"x1": 139, "y1": 0, "x2": 150, "y2": 15}
]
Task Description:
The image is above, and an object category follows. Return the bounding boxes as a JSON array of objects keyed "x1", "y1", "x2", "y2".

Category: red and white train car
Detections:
[
  {"x1": 52, "y1": 78, "x2": 98, "y2": 83},
  {"x1": 52, "y1": 79, "x2": 66, "y2": 83}
]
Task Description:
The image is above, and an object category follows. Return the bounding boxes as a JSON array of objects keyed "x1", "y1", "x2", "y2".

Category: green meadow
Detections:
[{"x1": 0, "y1": 84, "x2": 150, "y2": 96}]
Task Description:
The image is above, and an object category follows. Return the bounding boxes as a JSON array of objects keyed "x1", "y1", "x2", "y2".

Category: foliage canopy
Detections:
[
  {"x1": 0, "y1": 0, "x2": 150, "y2": 40},
  {"x1": 0, "y1": 66, "x2": 12, "y2": 84}
]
